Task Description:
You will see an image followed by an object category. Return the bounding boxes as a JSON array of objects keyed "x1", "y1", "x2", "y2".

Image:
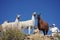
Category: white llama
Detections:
[
  {"x1": 19, "y1": 12, "x2": 36, "y2": 34},
  {"x1": 1, "y1": 15, "x2": 20, "y2": 31}
]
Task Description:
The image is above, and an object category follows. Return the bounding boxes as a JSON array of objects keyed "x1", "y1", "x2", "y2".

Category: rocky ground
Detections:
[
  {"x1": 24, "y1": 27, "x2": 60, "y2": 40},
  {"x1": 24, "y1": 33, "x2": 60, "y2": 40}
]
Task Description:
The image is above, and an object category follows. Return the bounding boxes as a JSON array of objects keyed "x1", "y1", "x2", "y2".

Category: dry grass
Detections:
[{"x1": 0, "y1": 28, "x2": 26, "y2": 40}]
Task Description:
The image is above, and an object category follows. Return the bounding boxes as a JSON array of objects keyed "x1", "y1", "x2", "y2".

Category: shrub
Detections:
[
  {"x1": 0, "y1": 28, "x2": 26, "y2": 40},
  {"x1": 55, "y1": 34, "x2": 60, "y2": 40}
]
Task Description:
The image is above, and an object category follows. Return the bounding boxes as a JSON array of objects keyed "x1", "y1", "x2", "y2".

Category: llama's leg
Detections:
[
  {"x1": 43, "y1": 30, "x2": 47, "y2": 35},
  {"x1": 46, "y1": 30, "x2": 48, "y2": 35},
  {"x1": 43, "y1": 30, "x2": 45, "y2": 35},
  {"x1": 45, "y1": 30, "x2": 47, "y2": 35},
  {"x1": 28, "y1": 27, "x2": 30, "y2": 34}
]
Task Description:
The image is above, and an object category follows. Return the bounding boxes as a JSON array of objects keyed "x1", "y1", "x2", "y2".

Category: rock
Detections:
[{"x1": 26, "y1": 34, "x2": 51, "y2": 40}]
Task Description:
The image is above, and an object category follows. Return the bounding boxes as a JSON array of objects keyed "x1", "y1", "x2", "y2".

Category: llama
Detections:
[
  {"x1": 1, "y1": 15, "x2": 20, "y2": 32},
  {"x1": 19, "y1": 12, "x2": 36, "y2": 34}
]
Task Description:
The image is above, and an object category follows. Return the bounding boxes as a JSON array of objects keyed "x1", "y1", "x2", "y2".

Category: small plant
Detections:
[
  {"x1": 0, "y1": 28, "x2": 26, "y2": 40},
  {"x1": 55, "y1": 34, "x2": 60, "y2": 40}
]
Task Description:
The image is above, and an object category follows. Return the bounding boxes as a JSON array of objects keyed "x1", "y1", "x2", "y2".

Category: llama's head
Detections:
[
  {"x1": 16, "y1": 15, "x2": 20, "y2": 20},
  {"x1": 37, "y1": 13, "x2": 41, "y2": 20},
  {"x1": 4, "y1": 20, "x2": 9, "y2": 23},
  {"x1": 32, "y1": 12, "x2": 36, "y2": 17}
]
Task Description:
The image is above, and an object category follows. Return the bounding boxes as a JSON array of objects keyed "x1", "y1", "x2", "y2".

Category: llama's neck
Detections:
[
  {"x1": 38, "y1": 19, "x2": 40, "y2": 30},
  {"x1": 32, "y1": 15, "x2": 35, "y2": 26},
  {"x1": 38, "y1": 19, "x2": 40, "y2": 25},
  {"x1": 15, "y1": 18, "x2": 18, "y2": 22},
  {"x1": 32, "y1": 15, "x2": 35, "y2": 20}
]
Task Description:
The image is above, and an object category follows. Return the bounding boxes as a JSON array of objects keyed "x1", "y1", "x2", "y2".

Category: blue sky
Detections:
[{"x1": 0, "y1": 0, "x2": 60, "y2": 34}]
